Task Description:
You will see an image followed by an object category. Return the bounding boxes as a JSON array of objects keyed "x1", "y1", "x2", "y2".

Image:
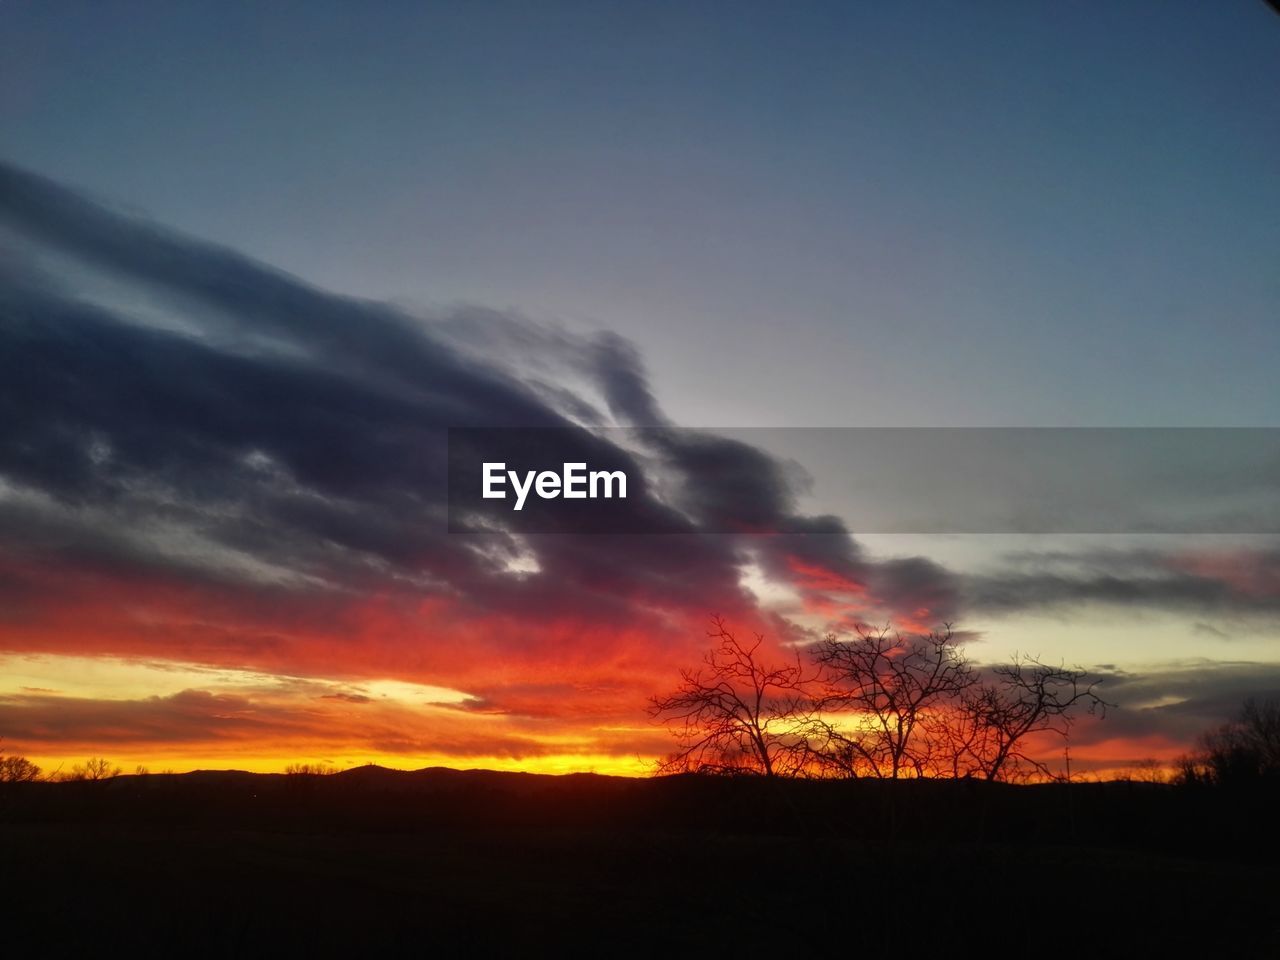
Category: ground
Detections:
[{"x1": 2, "y1": 768, "x2": 1276, "y2": 954}]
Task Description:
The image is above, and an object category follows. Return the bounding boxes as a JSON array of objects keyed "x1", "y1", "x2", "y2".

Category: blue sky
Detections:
[{"x1": 5, "y1": 1, "x2": 1278, "y2": 428}]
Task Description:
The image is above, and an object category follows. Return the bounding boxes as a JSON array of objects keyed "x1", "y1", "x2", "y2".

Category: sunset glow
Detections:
[
  {"x1": 5, "y1": 7, "x2": 1279, "y2": 954},
  {"x1": 2, "y1": 2, "x2": 1278, "y2": 786}
]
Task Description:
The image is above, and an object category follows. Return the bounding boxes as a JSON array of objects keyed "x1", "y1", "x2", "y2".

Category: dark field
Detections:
[{"x1": 2, "y1": 768, "x2": 1276, "y2": 955}]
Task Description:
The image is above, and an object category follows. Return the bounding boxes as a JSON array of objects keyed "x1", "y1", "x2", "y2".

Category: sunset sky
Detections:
[{"x1": 2, "y1": 2, "x2": 1278, "y2": 778}]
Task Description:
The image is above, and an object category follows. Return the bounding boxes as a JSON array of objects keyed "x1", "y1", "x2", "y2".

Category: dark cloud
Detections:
[
  {"x1": 0, "y1": 689, "x2": 273, "y2": 745},
  {"x1": 1062, "y1": 661, "x2": 1280, "y2": 750},
  {"x1": 0, "y1": 160, "x2": 747, "y2": 627},
  {"x1": 4, "y1": 156, "x2": 974, "y2": 703},
  {"x1": 3, "y1": 157, "x2": 1277, "y2": 765},
  {"x1": 0, "y1": 687, "x2": 632, "y2": 760},
  {"x1": 964, "y1": 546, "x2": 1280, "y2": 618},
  {"x1": 2, "y1": 157, "x2": 994, "y2": 643}
]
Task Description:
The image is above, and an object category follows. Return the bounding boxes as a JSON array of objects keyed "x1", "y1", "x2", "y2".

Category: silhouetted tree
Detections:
[
  {"x1": 1118, "y1": 758, "x2": 1168, "y2": 784},
  {"x1": 1176, "y1": 696, "x2": 1280, "y2": 787},
  {"x1": 806, "y1": 623, "x2": 977, "y2": 778},
  {"x1": 284, "y1": 762, "x2": 337, "y2": 776},
  {"x1": 67, "y1": 757, "x2": 122, "y2": 781},
  {"x1": 957, "y1": 654, "x2": 1109, "y2": 781},
  {"x1": 648, "y1": 616, "x2": 815, "y2": 777},
  {"x1": 0, "y1": 741, "x2": 42, "y2": 783},
  {"x1": 650, "y1": 619, "x2": 1110, "y2": 782}
]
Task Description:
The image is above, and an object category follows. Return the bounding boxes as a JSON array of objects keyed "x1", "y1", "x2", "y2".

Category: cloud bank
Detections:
[{"x1": 2, "y1": 158, "x2": 1277, "y2": 771}]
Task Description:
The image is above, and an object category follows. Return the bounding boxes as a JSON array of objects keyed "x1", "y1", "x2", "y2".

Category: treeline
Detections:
[
  {"x1": 0, "y1": 752, "x2": 134, "y2": 783},
  {"x1": 0, "y1": 751, "x2": 342, "y2": 784},
  {"x1": 649, "y1": 618, "x2": 1280, "y2": 786},
  {"x1": 1176, "y1": 696, "x2": 1280, "y2": 788},
  {"x1": 649, "y1": 617, "x2": 1108, "y2": 781}
]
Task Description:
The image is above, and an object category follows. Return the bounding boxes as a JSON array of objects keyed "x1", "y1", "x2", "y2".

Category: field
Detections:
[{"x1": 2, "y1": 768, "x2": 1277, "y2": 954}]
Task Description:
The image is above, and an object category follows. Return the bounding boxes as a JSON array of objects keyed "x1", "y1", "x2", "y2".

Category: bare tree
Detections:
[
  {"x1": 806, "y1": 623, "x2": 977, "y2": 779},
  {"x1": 958, "y1": 654, "x2": 1108, "y2": 781},
  {"x1": 1176, "y1": 695, "x2": 1280, "y2": 786},
  {"x1": 67, "y1": 757, "x2": 122, "y2": 781},
  {"x1": 0, "y1": 740, "x2": 42, "y2": 783},
  {"x1": 284, "y1": 762, "x2": 337, "y2": 776},
  {"x1": 1118, "y1": 758, "x2": 1168, "y2": 784},
  {"x1": 649, "y1": 618, "x2": 1111, "y2": 783},
  {"x1": 648, "y1": 616, "x2": 816, "y2": 777}
]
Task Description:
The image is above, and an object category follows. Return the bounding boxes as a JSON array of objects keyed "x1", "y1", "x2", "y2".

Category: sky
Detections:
[{"x1": 1, "y1": 1, "x2": 1278, "y2": 777}]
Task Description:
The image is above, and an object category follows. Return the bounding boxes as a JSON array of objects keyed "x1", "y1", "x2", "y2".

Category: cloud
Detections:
[
  {"x1": 0, "y1": 157, "x2": 965, "y2": 730},
  {"x1": 3, "y1": 158, "x2": 1277, "y2": 770},
  {"x1": 0, "y1": 686, "x2": 664, "y2": 762},
  {"x1": 963, "y1": 546, "x2": 1280, "y2": 618},
  {"x1": 1044, "y1": 660, "x2": 1280, "y2": 770}
]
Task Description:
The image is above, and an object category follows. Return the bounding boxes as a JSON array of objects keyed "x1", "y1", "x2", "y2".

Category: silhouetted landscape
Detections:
[
  {"x1": 6, "y1": 4, "x2": 1280, "y2": 956},
  {"x1": 3, "y1": 767, "x2": 1277, "y2": 953}
]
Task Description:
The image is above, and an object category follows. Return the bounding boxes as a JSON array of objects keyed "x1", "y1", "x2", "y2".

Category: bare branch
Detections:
[{"x1": 648, "y1": 616, "x2": 817, "y2": 777}]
